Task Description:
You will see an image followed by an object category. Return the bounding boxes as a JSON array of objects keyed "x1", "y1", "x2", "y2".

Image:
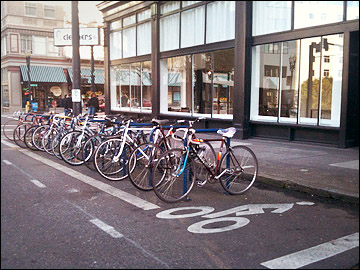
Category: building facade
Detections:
[
  {"x1": 97, "y1": 1, "x2": 359, "y2": 148},
  {"x1": 1, "y1": 1, "x2": 104, "y2": 113}
]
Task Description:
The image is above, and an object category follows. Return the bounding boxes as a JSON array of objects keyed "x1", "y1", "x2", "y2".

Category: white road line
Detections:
[
  {"x1": 30, "y1": 179, "x2": 47, "y2": 188},
  {"x1": 260, "y1": 232, "x2": 359, "y2": 269},
  {"x1": 19, "y1": 148, "x2": 160, "y2": 211},
  {"x1": 89, "y1": 218, "x2": 123, "y2": 238},
  {"x1": 1, "y1": 139, "x2": 19, "y2": 148},
  {"x1": 3, "y1": 159, "x2": 12, "y2": 165}
]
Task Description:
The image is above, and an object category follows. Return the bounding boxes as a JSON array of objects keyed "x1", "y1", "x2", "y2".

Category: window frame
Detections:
[
  {"x1": 25, "y1": 2, "x2": 37, "y2": 17},
  {"x1": 44, "y1": 4, "x2": 56, "y2": 19}
]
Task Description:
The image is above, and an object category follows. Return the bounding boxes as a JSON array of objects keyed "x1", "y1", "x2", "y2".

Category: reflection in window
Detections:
[
  {"x1": 299, "y1": 37, "x2": 321, "y2": 124},
  {"x1": 294, "y1": 1, "x2": 343, "y2": 29},
  {"x1": 160, "y1": 48, "x2": 234, "y2": 118},
  {"x1": 320, "y1": 34, "x2": 343, "y2": 126},
  {"x1": 280, "y1": 40, "x2": 300, "y2": 122},
  {"x1": 110, "y1": 62, "x2": 152, "y2": 112},
  {"x1": 251, "y1": 43, "x2": 281, "y2": 120},
  {"x1": 212, "y1": 49, "x2": 234, "y2": 117},
  {"x1": 251, "y1": 35, "x2": 343, "y2": 127},
  {"x1": 160, "y1": 56, "x2": 192, "y2": 113}
]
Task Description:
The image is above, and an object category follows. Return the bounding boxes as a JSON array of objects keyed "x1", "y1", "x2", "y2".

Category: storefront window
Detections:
[
  {"x1": 252, "y1": 1, "x2": 292, "y2": 36},
  {"x1": 319, "y1": 34, "x2": 343, "y2": 127},
  {"x1": 294, "y1": 1, "x2": 344, "y2": 29},
  {"x1": 110, "y1": 61, "x2": 152, "y2": 112},
  {"x1": 2, "y1": 85, "x2": 9, "y2": 107},
  {"x1": 160, "y1": 48, "x2": 234, "y2": 119},
  {"x1": 280, "y1": 40, "x2": 300, "y2": 123},
  {"x1": 251, "y1": 35, "x2": 343, "y2": 127},
  {"x1": 299, "y1": 37, "x2": 322, "y2": 125},
  {"x1": 160, "y1": 56, "x2": 192, "y2": 114}
]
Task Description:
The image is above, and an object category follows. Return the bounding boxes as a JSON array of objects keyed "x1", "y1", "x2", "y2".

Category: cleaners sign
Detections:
[{"x1": 54, "y1": 28, "x2": 100, "y2": 46}]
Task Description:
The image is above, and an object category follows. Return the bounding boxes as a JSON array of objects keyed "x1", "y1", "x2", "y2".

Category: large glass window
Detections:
[
  {"x1": 347, "y1": 1, "x2": 359, "y2": 20},
  {"x1": 206, "y1": 1, "x2": 235, "y2": 43},
  {"x1": 110, "y1": 31, "x2": 122, "y2": 60},
  {"x1": 252, "y1": 1, "x2": 292, "y2": 36},
  {"x1": 160, "y1": 48, "x2": 234, "y2": 119},
  {"x1": 294, "y1": 1, "x2": 344, "y2": 29},
  {"x1": 2, "y1": 85, "x2": 9, "y2": 108},
  {"x1": 110, "y1": 62, "x2": 152, "y2": 112},
  {"x1": 181, "y1": 5, "x2": 205, "y2": 48},
  {"x1": 32, "y1": 36, "x2": 46, "y2": 55},
  {"x1": 109, "y1": 9, "x2": 151, "y2": 60},
  {"x1": 160, "y1": 13, "x2": 180, "y2": 51},
  {"x1": 251, "y1": 35, "x2": 343, "y2": 127}
]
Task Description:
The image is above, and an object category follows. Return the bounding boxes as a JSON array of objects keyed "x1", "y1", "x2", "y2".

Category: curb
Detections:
[{"x1": 256, "y1": 174, "x2": 359, "y2": 205}]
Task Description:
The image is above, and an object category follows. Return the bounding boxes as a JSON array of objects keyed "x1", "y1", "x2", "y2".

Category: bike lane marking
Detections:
[
  {"x1": 260, "y1": 232, "x2": 359, "y2": 269},
  {"x1": 1, "y1": 139, "x2": 160, "y2": 210}
]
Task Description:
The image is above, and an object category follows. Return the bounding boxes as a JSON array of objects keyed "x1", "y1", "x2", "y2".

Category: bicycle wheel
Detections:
[
  {"x1": 83, "y1": 134, "x2": 103, "y2": 171},
  {"x1": 32, "y1": 125, "x2": 50, "y2": 151},
  {"x1": 152, "y1": 148, "x2": 195, "y2": 203},
  {"x1": 42, "y1": 128, "x2": 59, "y2": 156},
  {"x1": 59, "y1": 131, "x2": 90, "y2": 166},
  {"x1": 192, "y1": 141, "x2": 216, "y2": 183},
  {"x1": 219, "y1": 145, "x2": 258, "y2": 195},
  {"x1": 24, "y1": 125, "x2": 39, "y2": 151},
  {"x1": 3, "y1": 119, "x2": 19, "y2": 141},
  {"x1": 52, "y1": 130, "x2": 69, "y2": 160},
  {"x1": 128, "y1": 142, "x2": 164, "y2": 191},
  {"x1": 13, "y1": 123, "x2": 28, "y2": 148},
  {"x1": 94, "y1": 138, "x2": 133, "y2": 181}
]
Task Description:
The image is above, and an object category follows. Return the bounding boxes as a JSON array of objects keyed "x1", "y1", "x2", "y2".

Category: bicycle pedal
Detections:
[{"x1": 196, "y1": 180, "x2": 206, "y2": 187}]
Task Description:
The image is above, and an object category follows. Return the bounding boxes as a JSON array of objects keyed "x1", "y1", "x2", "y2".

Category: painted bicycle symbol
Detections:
[{"x1": 156, "y1": 202, "x2": 315, "y2": 234}]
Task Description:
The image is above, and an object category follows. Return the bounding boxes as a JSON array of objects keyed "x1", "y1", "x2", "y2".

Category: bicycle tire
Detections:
[
  {"x1": 42, "y1": 128, "x2": 59, "y2": 156},
  {"x1": 219, "y1": 145, "x2": 258, "y2": 195},
  {"x1": 59, "y1": 131, "x2": 90, "y2": 166},
  {"x1": 13, "y1": 123, "x2": 28, "y2": 148},
  {"x1": 83, "y1": 134, "x2": 103, "y2": 171},
  {"x1": 152, "y1": 148, "x2": 195, "y2": 203},
  {"x1": 94, "y1": 138, "x2": 133, "y2": 181},
  {"x1": 32, "y1": 125, "x2": 50, "y2": 151},
  {"x1": 127, "y1": 142, "x2": 165, "y2": 191},
  {"x1": 3, "y1": 119, "x2": 19, "y2": 141},
  {"x1": 24, "y1": 125, "x2": 39, "y2": 151},
  {"x1": 191, "y1": 141, "x2": 216, "y2": 183}
]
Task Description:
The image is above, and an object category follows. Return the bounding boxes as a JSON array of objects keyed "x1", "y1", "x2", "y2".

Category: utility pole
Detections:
[
  {"x1": 91, "y1": 45, "x2": 95, "y2": 92},
  {"x1": 72, "y1": 1, "x2": 81, "y2": 116}
]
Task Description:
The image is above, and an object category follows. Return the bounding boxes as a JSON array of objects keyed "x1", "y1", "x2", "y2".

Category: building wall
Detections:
[{"x1": 97, "y1": 1, "x2": 359, "y2": 147}]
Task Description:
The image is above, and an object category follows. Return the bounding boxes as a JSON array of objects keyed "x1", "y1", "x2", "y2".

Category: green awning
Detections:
[
  {"x1": 20, "y1": 65, "x2": 67, "y2": 83},
  {"x1": 67, "y1": 68, "x2": 105, "y2": 84}
]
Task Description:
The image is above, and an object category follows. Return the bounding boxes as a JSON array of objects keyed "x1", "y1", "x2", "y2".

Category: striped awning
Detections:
[
  {"x1": 20, "y1": 65, "x2": 67, "y2": 83},
  {"x1": 67, "y1": 68, "x2": 105, "y2": 84}
]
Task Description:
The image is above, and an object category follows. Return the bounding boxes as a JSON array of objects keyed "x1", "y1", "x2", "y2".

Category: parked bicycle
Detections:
[{"x1": 152, "y1": 118, "x2": 258, "y2": 203}]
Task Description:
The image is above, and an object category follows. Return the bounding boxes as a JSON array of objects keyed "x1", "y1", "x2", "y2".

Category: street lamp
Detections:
[{"x1": 25, "y1": 51, "x2": 32, "y2": 102}]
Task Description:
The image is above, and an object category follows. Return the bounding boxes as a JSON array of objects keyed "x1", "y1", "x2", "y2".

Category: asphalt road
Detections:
[{"x1": 1, "y1": 115, "x2": 359, "y2": 269}]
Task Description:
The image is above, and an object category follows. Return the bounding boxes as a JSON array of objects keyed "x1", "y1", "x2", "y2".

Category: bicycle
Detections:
[
  {"x1": 152, "y1": 118, "x2": 258, "y2": 203},
  {"x1": 127, "y1": 119, "x2": 187, "y2": 191}
]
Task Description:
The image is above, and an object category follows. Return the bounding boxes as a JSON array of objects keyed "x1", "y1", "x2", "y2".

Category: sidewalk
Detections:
[{"x1": 202, "y1": 133, "x2": 359, "y2": 204}]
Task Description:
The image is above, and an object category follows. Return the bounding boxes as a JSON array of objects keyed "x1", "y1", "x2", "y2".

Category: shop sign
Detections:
[
  {"x1": 50, "y1": 86, "x2": 62, "y2": 97},
  {"x1": 54, "y1": 28, "x2": 100, "y2": 46}
]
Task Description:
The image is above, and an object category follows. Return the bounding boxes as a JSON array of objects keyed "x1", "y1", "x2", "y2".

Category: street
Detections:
[{"x1": 1, "y1": 115, "x2": 359, "y2": 269}]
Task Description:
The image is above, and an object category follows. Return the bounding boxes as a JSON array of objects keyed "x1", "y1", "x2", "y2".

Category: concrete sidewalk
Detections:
[{"x1": 203, "y1": 133, "x2": 359, "y2": 204}]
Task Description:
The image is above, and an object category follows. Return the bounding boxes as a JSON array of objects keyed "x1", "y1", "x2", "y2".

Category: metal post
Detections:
[
  {"x1": 72, "y1": 1, "x2": 81, "y2": 116},
  {"x1": 91, "y1": 45, "x2": 95, "y2": 92},
  {"x1": 26, "y1": 55, "x2": 32, "y2": 101}
]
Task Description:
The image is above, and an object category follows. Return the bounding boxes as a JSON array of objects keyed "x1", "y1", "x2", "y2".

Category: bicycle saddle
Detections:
[
  {"x1": 217, "y1": 127, "x2": 237, "y2": 138},
  {"x1": 152, "y1": 119, "x2": 169, "y2": 126}
]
